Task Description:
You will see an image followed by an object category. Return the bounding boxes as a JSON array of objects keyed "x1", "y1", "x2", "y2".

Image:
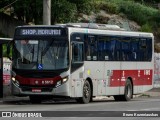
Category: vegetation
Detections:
[
  {"x1": 0, "y1": 0, "x2": 159, "y2": 26},
  {"x1": 91, "y1": 0, "x2": 160, "y2": 42},
  {"x1": 0, "y1": 0, "x2": 93, "y2": 24},
  {"x1": 0, "y1": 0, "x2": 160, "y2": 41}
]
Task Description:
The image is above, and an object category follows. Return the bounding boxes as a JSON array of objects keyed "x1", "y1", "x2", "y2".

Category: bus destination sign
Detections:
[{"x1": 20, "y1": 29, "x2": 61, "y2": 36}]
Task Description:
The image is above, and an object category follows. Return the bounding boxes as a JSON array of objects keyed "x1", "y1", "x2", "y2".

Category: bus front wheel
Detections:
[{"x1": 76, "y1": 80, "x2": 91, "y2": 104}]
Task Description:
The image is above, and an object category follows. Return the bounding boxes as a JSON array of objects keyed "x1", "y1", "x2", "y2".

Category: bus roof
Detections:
[{"x1": 15, "y1": 23, "x2": 153, "y2": 38}]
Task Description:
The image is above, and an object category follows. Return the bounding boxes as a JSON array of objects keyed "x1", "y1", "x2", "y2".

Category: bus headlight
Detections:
[
  {"x1": 12, "y1": 77, "x2": 16, "y2": 81},
  {"x1": 62, "y1": 77, "x2": 68, "y2": 83},
  {"x1": 11, "y1": 77, "x2": 19, "y2": 86},
  {"x1": 55, "y1": 77, "x2": 68, "y2": 87}
]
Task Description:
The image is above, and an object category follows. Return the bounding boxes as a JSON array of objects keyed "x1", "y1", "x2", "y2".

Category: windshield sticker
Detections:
[
  {"x1": 38, "y1": 64, "x2": 43, "y2": 70},
  {"x1": 28, "y1": 40, "x2": 38, "y2": 44}
]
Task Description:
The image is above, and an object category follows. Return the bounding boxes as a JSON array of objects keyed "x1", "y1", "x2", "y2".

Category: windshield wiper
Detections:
[{"x1": 41, "y1": 40, "x2": 54, "y2": 56}]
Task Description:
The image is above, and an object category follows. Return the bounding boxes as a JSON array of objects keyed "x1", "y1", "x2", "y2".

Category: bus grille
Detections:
[{"x1": 21, "y1": 87, "x2": 53, "y2": 92}]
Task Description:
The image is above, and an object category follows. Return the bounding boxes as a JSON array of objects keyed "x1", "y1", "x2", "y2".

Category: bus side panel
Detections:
[
  {"x1": 104, "y1": 62, "x2": 121, "y2": 96},
  {"x1": 84, "y1": 61, "x2": 105, "y2": 96},
  {"x1": 136, "y1": 62, "x2": 153, "y2": 93},
  {"x1": 70, "y1": 66, "x2": 84, "y2": 97}
]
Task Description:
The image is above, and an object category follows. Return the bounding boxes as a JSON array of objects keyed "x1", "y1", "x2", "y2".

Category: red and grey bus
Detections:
[{"x1": 7, "y1": 23, "x2": 154, "y2": 103}]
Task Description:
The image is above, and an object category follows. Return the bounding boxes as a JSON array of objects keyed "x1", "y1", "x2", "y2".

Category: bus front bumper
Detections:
[{"x1": 11, "y1": 81, "x2": 70, "y2": 97}]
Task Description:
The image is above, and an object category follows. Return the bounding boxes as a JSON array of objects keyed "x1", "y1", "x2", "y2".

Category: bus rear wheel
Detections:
[
  {"x1": 29, "y1": 96, "x2": 42, "y2": 104},
  {"x1": 76, "y1": 80, "x2": 91, "y2": 104},
  {"x1": 114, "y1": 80, "x2": 132, "y2": 101}
]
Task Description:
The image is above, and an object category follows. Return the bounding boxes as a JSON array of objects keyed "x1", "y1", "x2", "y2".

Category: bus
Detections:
[{"x1": 7, "y1": 23, "x2": 154, "y2": 104}]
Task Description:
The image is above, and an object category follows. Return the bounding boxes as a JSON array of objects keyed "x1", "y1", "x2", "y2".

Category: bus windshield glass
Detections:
[{"x1": 13, "y1": 39, "x2": 69, "y2": 70}]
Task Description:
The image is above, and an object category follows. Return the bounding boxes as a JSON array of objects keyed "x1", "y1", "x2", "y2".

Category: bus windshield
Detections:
[{"x1": 13, "y1": 39, "x2": 69, "y2": 70}]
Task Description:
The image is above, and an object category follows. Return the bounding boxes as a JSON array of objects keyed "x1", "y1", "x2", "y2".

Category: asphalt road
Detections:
[
  {"x1": 0, "y1": 96, "x2": 160, "y2": 111},
  {"x1": 0, "y1": 96, "x2": 160, "y2": 119},
  {"x1": 0, "y1": 88, "x2": 160, "y2": 120}
]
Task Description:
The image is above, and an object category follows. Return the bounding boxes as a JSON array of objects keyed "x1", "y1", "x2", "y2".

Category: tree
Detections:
[
  {"x1": 67, "y1": 0, "x2": 92, "y2": 14},
  {"x1": 51, "y1": 0, "x2": 77, "y2": 24},
  {"x1": 0, "y1": 0, "x2": 13, "y2": 12},
  {"x1": 1, "y1": 0, "x2": 92, "y2": 24},
  {"x1": 134, "y1": 0, "x2": 160, "y2": 3},
  {"x1": 13, "y1": 0, "x2": 43, "y2": 24}
]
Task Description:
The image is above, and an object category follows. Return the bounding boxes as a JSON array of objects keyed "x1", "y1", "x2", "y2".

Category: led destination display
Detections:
[{"x1": 21, "y1": 29, "x2": 61, "y2": 36}]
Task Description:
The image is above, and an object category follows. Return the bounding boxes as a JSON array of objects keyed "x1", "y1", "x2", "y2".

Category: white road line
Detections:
[{"x1": 127, "y1": 108, "x2": 160, "y2": 111}]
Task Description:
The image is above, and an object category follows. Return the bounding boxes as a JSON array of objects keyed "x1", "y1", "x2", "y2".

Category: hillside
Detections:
[
  {"x1": 78, "y1": 10, "x2": 141, "y2": 31},
  {"x1": 0, "y1": 0, "x2": 160, "y2": 43}
]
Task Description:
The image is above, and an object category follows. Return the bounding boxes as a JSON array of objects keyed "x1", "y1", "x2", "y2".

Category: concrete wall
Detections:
[
  {"x1": 154, "y1": 53, "x2": 160, "y2": 88},
  {"x1": 0, "y1": 13, "x2": 26, "y2": 38}
]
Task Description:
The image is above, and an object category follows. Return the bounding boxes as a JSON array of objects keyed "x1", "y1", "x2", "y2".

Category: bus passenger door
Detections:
[{"x1": 70, "y1": 42, "x2": 84, "y2": 97}]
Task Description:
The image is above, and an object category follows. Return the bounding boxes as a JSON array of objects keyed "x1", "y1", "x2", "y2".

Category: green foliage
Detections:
[
  {"x1": 111, "y1": 0, "x2": 158, "y2": 25},
  {"x1": 67, "y1": 0, "x2": 92, "y2": 14},
  {"x1": 51, "y1": 0, "x2": 77, "y2": 24},
  {"x1": 0, "y1": 0, "x2": 10, "y2": 12},
  {"x1": 1, "y1": 0, "x2": 93, "y2": 24},
  {"x1": 141, "y1": 23, "x2": 153, "y2": 32},
  {"x1": 99, "y1": 2, "x2": 119, "y2": 14},
  {"x1": 151, "y1": 11, "x2": 160, "y2": 27},
  {"x1": 134, "y1": 0, "x2": 160, "y2": 3},
  {"x1": 13, "y1": 0, "x2": 42, "y2": 24},
  {"x1": 3, "y1": 44, "x2": 7, "y2": 57},
  {"x1": 93, "y1": 0, "x2": 160, "y2": 32}
]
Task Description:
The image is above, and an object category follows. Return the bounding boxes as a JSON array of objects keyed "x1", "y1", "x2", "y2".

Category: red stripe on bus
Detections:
[
  {"x1": 15, "y1": 75, "x2": 62, "y2": 86},
  {"x1": 109, "y1": 69, "x2": 153, "y2": 87}
]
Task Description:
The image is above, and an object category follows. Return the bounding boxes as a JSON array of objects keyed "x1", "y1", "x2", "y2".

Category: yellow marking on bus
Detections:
[{"x1": 87, "y1": 70, "x2": 91, "y2": 75}]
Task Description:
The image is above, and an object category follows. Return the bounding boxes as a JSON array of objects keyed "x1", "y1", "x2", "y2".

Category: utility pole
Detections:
[{"x1": 43, "y1": 0, "x2": 51, "y2": 25}]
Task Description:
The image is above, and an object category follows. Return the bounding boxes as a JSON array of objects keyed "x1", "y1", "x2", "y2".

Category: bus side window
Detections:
[
  {"x1": 85, "y1": 35, "x2": 97, "y2": 61},
  {"x1": 131, "y1": 38, "x2": 139, "y2": 61},
  {"x1": 146, "y1": 39, "x2": 152, "y2": 61},
  {"x1": 139, "y1": 38, "x2": 147, "y2": 61},
  {"x1": 115, "y1": 40, "x2": 121, "y2": 61},
  {"x1": 98, "y1": 36, "x2": 111, "y2": 61},
  {"x1": 72, "y1": 43, "x2": 84, "y2": 63},
  {"x1": 121, "y1": 37, "x2": 130, "y2": 61}
]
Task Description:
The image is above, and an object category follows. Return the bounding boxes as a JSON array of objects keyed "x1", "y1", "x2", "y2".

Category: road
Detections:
[{"x1": 0, "y1": 96, "x2": 160, "y2": 120}]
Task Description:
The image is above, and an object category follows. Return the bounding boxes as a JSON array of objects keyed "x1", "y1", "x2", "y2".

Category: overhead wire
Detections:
[{"x1": 0, "y1": 0, "x2": 19, "y2": 12}]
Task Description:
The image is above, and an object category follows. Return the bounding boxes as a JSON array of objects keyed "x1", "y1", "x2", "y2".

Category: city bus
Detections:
[{"x1": 7, "y1": 23, "x2": 154, "y2": 104}]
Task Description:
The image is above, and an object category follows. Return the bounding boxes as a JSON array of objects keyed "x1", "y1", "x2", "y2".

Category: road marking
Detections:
[{"x1": 127, "y1": 108, "x2": 160, "y2": 111}]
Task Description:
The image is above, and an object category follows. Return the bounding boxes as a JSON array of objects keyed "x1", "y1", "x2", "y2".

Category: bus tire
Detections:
[
  {"x1": 123, "y1": 80, "x2": 132, "y2": 101},
  {"x1": 29, "y1": 96, "x2": 42, "y2": 104},
  {"x1": 114, "y1": 80, "x2": 132, "y2": 101},
  {"x1": 77, "y1": 80, "x2": 91, "y2": 104}
]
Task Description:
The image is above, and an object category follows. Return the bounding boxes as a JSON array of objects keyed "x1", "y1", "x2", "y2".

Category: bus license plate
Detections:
[{"x1": 32, "y1": 88, "x2": 41, "y2": 92}]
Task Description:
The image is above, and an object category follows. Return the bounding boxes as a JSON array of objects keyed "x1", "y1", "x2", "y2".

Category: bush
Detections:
[
  {"x1": 51, "y1": 0, "x2": 77, "y2": 24},
  {"x1": 118, "y1": 1, "x2": 158, "y2": 25},
  {"x1": 99, "y1": 2, "x2": 119, "y2": 14},
  {"x1": 141, "y1": 23, "x2": 152, "y2": 32},
  {"x1": 99, "y1": 0, "x2": 158, "y2": 26}
]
